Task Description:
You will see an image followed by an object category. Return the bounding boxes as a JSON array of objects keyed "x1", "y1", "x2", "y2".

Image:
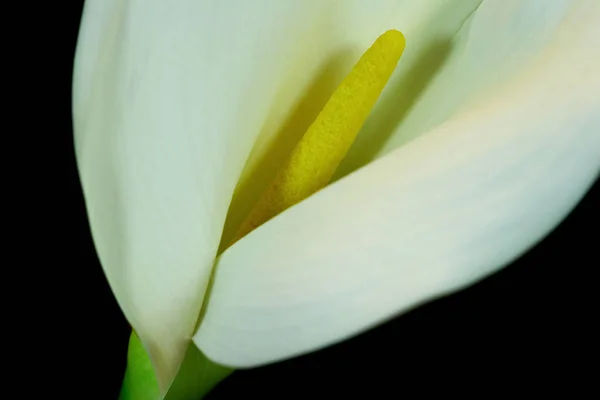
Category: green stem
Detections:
[{"x1": 120, "y1": 331, "x2": 233, "y2": 400}]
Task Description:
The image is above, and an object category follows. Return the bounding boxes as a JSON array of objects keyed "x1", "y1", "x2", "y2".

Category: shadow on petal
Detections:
[
  {"x1": 219, "y1": 50, "x2": 355, "y2": 251},
  {"x1": 334, "y1": 40, "x2": 454, "y2": 180}
]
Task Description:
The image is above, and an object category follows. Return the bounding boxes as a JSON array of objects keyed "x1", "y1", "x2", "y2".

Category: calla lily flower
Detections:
[{"x1": 73, "y1": 0, "x2": 599, "y2": 398}]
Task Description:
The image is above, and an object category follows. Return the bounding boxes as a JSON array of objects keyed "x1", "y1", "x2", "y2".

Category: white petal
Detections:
[
  {"x1": 337, "y1": 0, "x2": 585, "y2": 177},
  {"x1": 73, "y1": 0, "x2": 329, "y2": 389},
  {"x1": 73, "y1": 0, "x2": 480, "y2": 388},
  {"x1": 194, "y1": 0, "x2": 600, "y2": 367},
  {"x1": 219, "y1": 0, "x2": 483, "y2": 247}
]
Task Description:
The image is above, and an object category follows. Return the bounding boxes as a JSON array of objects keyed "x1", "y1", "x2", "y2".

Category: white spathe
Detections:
[
  {"x1": 72, "y1": 0, "x2": 599, "y2": 391},
  {"x1": 193, "y1": 0, "x2": 600, "y2": 366}
]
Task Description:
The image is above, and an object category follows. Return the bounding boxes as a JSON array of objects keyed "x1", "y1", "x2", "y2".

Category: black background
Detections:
[{"x1": 46, "y1": 2, "x2": 598, "y2": 398}]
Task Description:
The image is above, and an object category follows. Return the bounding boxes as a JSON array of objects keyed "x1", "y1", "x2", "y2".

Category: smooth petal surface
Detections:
[
  {"x1": 73, "y1": 0, "x2": 329, "y2": 389},
  {"x1": 219, "y1": 0, "x2": 483, "y2": 247},
  {"x1": 337, "y1": 0, "x2": 585, "y2": 177},
  {"x1": 195, "y1": 0, "x2": 600, "y2": 367},
  {"x1": 73, "y1": 0, "x2": 480, "y2": 389}
]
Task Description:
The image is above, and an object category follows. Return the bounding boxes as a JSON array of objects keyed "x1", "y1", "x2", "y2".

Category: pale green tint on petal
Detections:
[
  {"x1": 195, "y1": 0, "x2": 600, "y2": 367},
  {"x1": 73, "y1": 0, "x2": 480, "y2": 391}
]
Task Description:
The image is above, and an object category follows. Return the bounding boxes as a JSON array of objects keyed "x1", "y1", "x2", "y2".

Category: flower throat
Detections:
[{"x1": 231, "y1": 29, "x2": 406, "y2": 246}]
